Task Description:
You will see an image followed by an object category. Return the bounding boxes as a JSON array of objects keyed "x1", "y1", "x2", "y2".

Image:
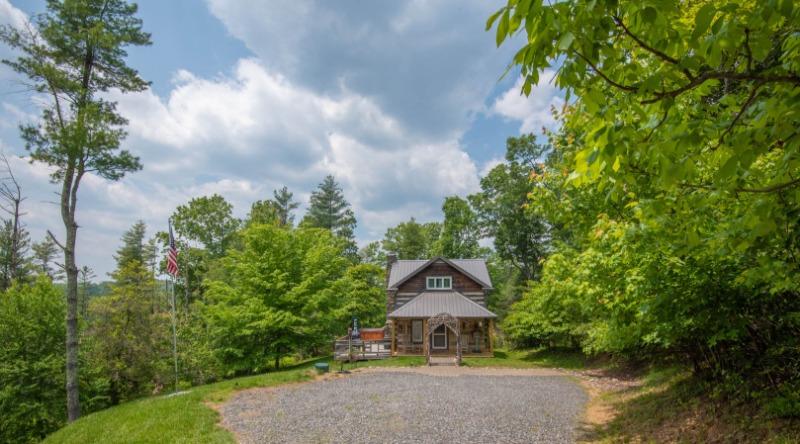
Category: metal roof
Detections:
[
  {"x1": 387, "y1": 258, "x2": 493, "y2": 289},
  {"x1": 387, "y1": 291, "x2": 497, "y2": 318}
]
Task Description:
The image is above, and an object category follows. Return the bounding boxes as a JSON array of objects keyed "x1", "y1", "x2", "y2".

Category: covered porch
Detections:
[
  {"x1": 387, "y1": 290, "x2": 497, "y2": 361},
  {"x1": 389, "y1": 316, "x2": 494, "y2": 357}
]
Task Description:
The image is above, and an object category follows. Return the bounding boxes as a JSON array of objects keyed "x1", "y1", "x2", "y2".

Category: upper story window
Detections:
[{"x1": 426, "y1": 276, "x2": 452, "y2": 290}]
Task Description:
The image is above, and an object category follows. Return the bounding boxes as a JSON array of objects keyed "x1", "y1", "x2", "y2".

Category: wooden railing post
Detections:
[
  {"x1": 488, "y1": 318, "x2": 495, "y2": 355},
  {"x1": 391, "y1": 320, "x2": 396, "y2": 356}
]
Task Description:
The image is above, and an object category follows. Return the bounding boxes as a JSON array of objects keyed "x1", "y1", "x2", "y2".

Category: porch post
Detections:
[
  {"x1": 391, "y1": 320, "x2": 396, "y2": 356},
  {"x1": 423, "y1": 318, "x2": 429, "y2": 362},
  {"x1": 488, "y1": 318, "x2": 495, "y2": 355}
]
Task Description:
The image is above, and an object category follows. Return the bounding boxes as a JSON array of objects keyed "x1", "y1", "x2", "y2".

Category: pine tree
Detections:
[
  {"x1": 302, "y1": 175, "x2": 357, "y2": 257},
  {"x1": 114, "y1": 221, "x2": 147, "y2": 270},
  {"x1": 272, "y1": 186, "x2": 299, "y2": 226},
  {"x1": 1, "y1": 0, "x2": 150, "y2": 420},
  {"x1": 0, "y1": 220, "x2": 30, "y2": 290}
]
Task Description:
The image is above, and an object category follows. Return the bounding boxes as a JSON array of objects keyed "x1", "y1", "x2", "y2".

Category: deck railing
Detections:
[{"x1": 333, "y1": 337, "x2": 391, "y2": 361}]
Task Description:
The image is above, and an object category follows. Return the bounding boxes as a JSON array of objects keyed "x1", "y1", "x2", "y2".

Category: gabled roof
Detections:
[
  {"x1": 387, "y1": 291, "x2": 497, "y2": 318},
  {"x1": 387, "y1": 257, "x2": 493, "y2": 290}
]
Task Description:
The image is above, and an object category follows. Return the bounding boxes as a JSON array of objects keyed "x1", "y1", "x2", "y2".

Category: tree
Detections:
[
  {"x1": 491, "y1": 0, "x2": 800, "y2": 401},
  {"x1": 85, "y1": 260, "x2": 169, "y2": 405},
  {"x1": 469, "y1": 135, "x2": 549, "y2": 280},
  {"x1": 203, "y1": 225, "x2": 352, "y2": 373},
  {"x1": 272, "y1": 186, "x2": 299, "y2": 227},
  {"x1": 78, "y1": 265, "x2": 95, "y2": 319},
  {"x1": 246, "y1": 200, "x2": 279, "y2": 226},
  {"x1": 114, "y1": 220, "x2": 146, "y2": 270},
  {"x1": 32, "y1": 237, "x2": 63, "y2": 281},
  {"x1": 382, "y1": 218, "x2": 441, "y2": 260},
  {"x1": 358, "y1": 241, "x2": 386, "y2": 266},
  {"x1": 0, "y1": 277, "x2": 67, "y2": 443},
  {"x1": 172, "y1": 195, "x2": 240, "y2": 258},
  {"x1": 301, "y1": 175, "x2": 357, "y2": 258},
  {"x1": 0, "y1": 154, "x2": 31, "y2": 289},
  {"x1": 437, "y1": 196, "x2": 483, "y2": 258},
  {"x1": 1, "y1": 0, "x2": 150, "y2": 420}
]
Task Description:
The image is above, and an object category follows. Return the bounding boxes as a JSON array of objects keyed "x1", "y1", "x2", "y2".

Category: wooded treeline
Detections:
[{"x1": 491, "y1": 0, "x2": 800, "y2": 420}]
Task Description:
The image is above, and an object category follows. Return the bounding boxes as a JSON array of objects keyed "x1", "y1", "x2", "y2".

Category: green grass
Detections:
[
  {"x1": 462, "y1": 347, "x2": 591, "y2": 369},
  {"x1": 45, "y1": 366, "x2": 317, "y2": 444}
]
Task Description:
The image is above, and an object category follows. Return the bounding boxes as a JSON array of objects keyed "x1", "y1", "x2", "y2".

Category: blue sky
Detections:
[{"x1": 0, "y1": 0, "x2": 563, "y2": 277}]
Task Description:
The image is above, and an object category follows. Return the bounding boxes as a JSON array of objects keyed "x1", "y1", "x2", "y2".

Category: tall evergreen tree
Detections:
[
  {"x1": 0, "y1": 0, "x2": 150, "y2": 420},
  {"x1": 272, "y1": 186, "x2": 299, "y2": 227},
  {"x1": 302, "y1": 175, "x2": 357, "y2": 257},
  {"x1": 114, "y1": 221, "x2": 147, "y2": 270}
]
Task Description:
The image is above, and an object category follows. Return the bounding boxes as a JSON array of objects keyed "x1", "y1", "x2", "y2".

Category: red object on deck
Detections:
[{"x1": 360, "y1": 328, "x2": 385, "y2": 340}]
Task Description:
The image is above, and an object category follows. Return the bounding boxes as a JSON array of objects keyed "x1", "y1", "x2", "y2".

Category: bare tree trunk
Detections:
[
  {"x1": 56, "y1": 157, "x2": 83, "y2": 422},
  {"x1": 63, "y1": 219, "x2": 80, "y2": 421}
]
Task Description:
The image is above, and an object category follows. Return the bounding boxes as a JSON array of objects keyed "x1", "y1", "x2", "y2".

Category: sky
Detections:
[{"x1": 0, "y1": 0, "x2": 564, "y2": 278}]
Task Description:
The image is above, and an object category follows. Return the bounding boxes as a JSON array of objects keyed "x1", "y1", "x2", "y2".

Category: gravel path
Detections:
[{"x1": 219, "y1": 368, "x2": 588, "y2": 443}]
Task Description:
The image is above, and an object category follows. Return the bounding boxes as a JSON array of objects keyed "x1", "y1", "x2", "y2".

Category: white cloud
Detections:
[
  {"x1": 0, "y1": 0, "x2": 520, "y2": 277},
  {"x1": 492, "y1": 69, "x2": 564, "y2": 135},
  {"x1": 204, "y1": 0, "x2": 517, "y2": 142}
]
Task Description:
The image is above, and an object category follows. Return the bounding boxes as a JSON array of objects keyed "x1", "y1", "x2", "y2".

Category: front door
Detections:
[{"x1": 431, "y1": 324, "x2": 448, "y2": 350}]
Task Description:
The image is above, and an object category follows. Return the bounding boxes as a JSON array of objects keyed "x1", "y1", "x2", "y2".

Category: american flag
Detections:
[{"x1": 167, "y1": 221, "x2": 179, "y2": 277}]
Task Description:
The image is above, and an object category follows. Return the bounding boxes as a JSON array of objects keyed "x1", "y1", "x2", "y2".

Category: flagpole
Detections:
[{"x1": 169, "y1": 275, "x2": 179, "y2": 393}]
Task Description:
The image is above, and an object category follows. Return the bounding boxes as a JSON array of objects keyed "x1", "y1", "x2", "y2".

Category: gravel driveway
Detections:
[{"x1": 219, "y1": 367, "x2": 588, "y2": 444}]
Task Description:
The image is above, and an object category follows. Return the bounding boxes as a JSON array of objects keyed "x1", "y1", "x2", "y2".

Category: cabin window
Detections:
[
  {"x1": 426, "y1": 276, "x2": 452, "y2": 290},
  {"x1": 412, "y1": 320, "x2": 423, "y2": 343},
  {"x1": 432, "y1": 325, "x2": 448, "y2": 349}
]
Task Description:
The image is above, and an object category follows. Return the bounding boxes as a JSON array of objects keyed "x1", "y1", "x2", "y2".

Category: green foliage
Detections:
[
  {"x1": 85, "y1": 261, "x2": 170, "y2": 405},
  {"x1": 470, "y1": 135, "x2": 549, "y2": 280},
  {"x1": 271, "y1": 186, "x2": 299, "y2": 227},
  {"x1": 172, "y1": 195, "x2": 240, "y2": 259},
  {"x1": 492, "y1": 0, "x2": 800, "y2": 406},
  {"x1": 301, "y1": 175, "x2": 357, "y2": 258},
  {"x1": 202, "y1": 224, "x2": 383, "y2": 375},
  {"x1": 382, "y1": 217, "x2": 441, "y2": 259},
  {"x1": 113, "y1": 221, "x2": 147, "y2": 270},
  {"x1": 1, "y1": 0, "x2": 151, "y2": 421},
  {"x1": 437, "y1": 196, "x2": 485, "y2": 258},
  {"x1": 0, "y1": 278, "x2": 66, "y2": 443},
  {"x1": 0, "y1": 219, "x2": 32, "y2": 290},
  {"x1": 32, "y1": 237, "x2": 64, "y2": 281}
]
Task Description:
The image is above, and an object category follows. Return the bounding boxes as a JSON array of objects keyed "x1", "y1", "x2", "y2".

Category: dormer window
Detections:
[{"x1": 426, "y1": 276, "x2": 452, "y2": 290}]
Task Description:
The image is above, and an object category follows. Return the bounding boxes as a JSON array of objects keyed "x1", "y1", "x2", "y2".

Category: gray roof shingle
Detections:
[
  {"x1": 387, "y1": 291, "x2": 497, "y2": 318},
  {"x1": 386, "y1": 258, "x2": 492, "y2": 289}
]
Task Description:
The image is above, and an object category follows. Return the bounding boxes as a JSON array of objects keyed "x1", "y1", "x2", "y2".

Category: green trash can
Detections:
[{"x1": 314, "y1": 362, "x2": 329, "y2": 374}]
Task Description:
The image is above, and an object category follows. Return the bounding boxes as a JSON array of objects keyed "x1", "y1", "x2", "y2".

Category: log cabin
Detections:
[{"x1": 385, "y1": 253, "x2": 496, "y2": 361}]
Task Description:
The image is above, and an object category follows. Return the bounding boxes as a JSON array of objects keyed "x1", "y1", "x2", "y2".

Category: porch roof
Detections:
[{"x1": 387, "y1": 291, "x2": 497, "y2": 319}]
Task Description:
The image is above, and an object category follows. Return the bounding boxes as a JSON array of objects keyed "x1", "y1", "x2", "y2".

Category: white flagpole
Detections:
[{"x1": 169, "y1": 274, "x2": 179, "y2": 393}]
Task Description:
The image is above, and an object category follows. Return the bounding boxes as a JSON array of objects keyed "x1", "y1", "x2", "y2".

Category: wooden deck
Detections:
[{"x1": 333, "y1": 338, "x2": 391, "y2": 361}]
